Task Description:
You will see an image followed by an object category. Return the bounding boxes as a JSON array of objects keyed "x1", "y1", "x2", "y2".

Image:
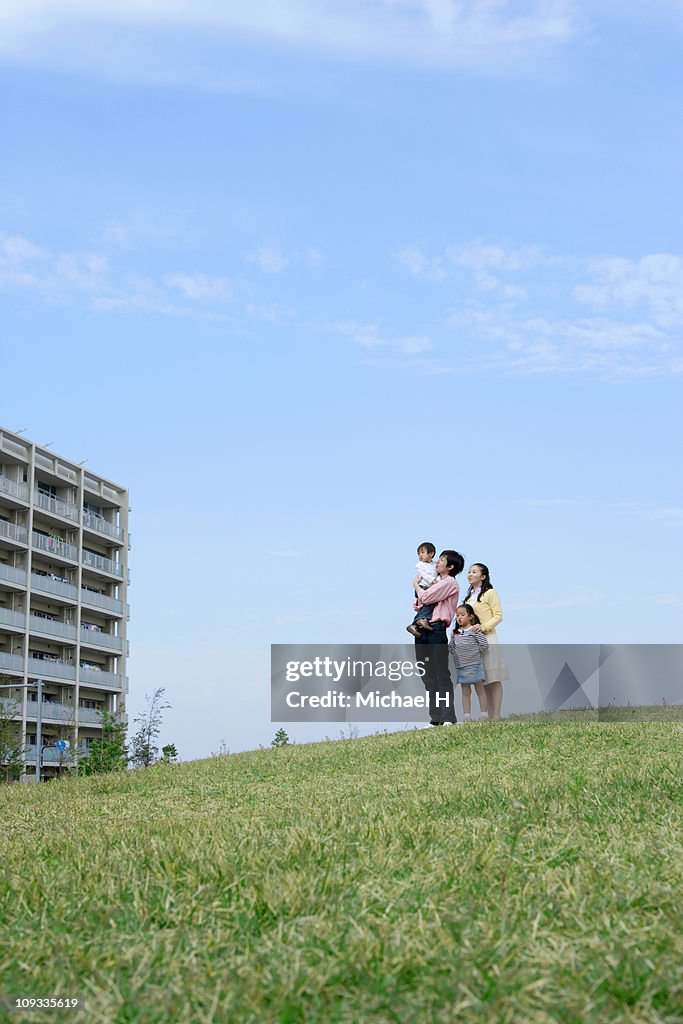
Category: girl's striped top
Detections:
[{"x1": 448, "y1": 628, "x2": 489, "y2": 667}]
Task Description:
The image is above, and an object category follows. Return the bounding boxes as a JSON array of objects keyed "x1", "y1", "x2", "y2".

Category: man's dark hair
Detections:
[
  {"x1": 440, "y1": 550, "x2": 464, "y2": 577},
  {"x1": 417, "y1": 541, "x2": 436, "y2": 556}
]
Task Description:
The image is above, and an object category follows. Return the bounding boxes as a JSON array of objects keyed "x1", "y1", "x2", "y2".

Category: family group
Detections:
[{"x1": 407, "y1": 542, "x2": 508, "y2": 726}]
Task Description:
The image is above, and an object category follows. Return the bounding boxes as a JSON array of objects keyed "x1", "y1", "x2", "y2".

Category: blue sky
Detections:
[{"x1": 1, "y1": 1, "x2": 681, "y2": 757}]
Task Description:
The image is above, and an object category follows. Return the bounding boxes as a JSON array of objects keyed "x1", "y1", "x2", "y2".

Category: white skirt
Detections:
[{"x1": 482, "y1": 631, "x2": 509, "y2": 683}]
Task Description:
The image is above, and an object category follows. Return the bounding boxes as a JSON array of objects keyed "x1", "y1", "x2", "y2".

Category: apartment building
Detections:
[{"x1": 0, "y1": 426, "x2": 129, "y2": 779}]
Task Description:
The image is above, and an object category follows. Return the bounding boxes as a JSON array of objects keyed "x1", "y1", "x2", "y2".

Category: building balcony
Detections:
[
  {"x1": 0, "y1": 475, "x2": 29, "y2": 505},
  {"x1": 34, "y1": 491, "x2": 80, "y2": 522},
  {"x1": 81, "y1": 551, "x2": 124, "y2": 578},
  {"x1": 83, "y1": 512, "x2": 124, "y2": 544},
  {"x1": 29, "y1": 614, "x2": 78, "y2": 642},
  {"x1": 0, "y1": 564, "x2": 27, "y2": 589},
  {"x1": 32, "y1": 532, "x2": 78, "y2": 562},
  {"x1": 25, "y1": 698, "x2": 76, "y2": 723},
  {"x1": 27, "y1": 656, "x2": 76, "y2": 681},
  {"x1": 0, "y1": 520, "x2": 28, "y2": 547},
  {"x1": 0, "y1": 607, "x2": 26, "y2": 631},
  {"x1": 24, "y1": 746, "x2": 76, "y2": 765},
  {"x1": 78, "y1": 705, "x2": 106, "y2": 725},
  {"x1": 31, "y1": 572, "x2": 78, "y2": 602},
  {"x1": 79, "y1": 627, "x2": 124, "y2": 653},
  {"x1": 80, "y1": 588, "x2": 124, "y2": 616},
  {"x1": 79, "y1": 666, "x2": 123, "y2": 689},
  {"x1": 20, "y1": 699, "x2": 105, "y2": 727},
  {"x1": 0, "y1": 651, "x2": 23, "y2": 674}
]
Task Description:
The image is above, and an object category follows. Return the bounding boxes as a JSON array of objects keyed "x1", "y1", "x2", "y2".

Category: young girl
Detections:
[
  {"x1": 449, "y1": 604, "x2": 489, "y2": 722},
  {"x1": 462, "y1": 563, "x2": 508, "y2": 720}
]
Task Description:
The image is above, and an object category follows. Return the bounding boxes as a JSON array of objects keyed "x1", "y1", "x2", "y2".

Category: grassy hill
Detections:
[{"x1": 1, "y1": 717, "x2": 682, "y2": 1024}]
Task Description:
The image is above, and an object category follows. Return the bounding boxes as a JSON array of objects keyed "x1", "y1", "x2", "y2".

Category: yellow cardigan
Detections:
[{"x1": 465, "y1": 588, "x2": 503, "y2": 634}]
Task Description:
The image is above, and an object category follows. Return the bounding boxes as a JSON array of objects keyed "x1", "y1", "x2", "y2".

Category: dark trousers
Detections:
[{"x1": 415, "y1": 621, "x2": 456, "y2": 724}]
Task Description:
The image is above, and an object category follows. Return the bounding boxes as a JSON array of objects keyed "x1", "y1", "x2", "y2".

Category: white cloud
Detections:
[
  {"x1": 445, "y1": 308, "x2": 679, "y2": 378},
  {"x1": 245, "y1": 302, "x2": 297, "y2": 323},
  {"x1": 395, "y1": 239, "x2": 683, "y2": 377},
  {"x1": 0, "y1": 227, "x2": 255, "y2": 318},
  {"x1": 164, "y1": 272, "x2": 234, "y2": 302},
  {"x1": 248, "y1": 246, "x2": 289, "y2": 274},
  {"x1": 650, "y1": 508, "x2": 683, "y2": 527},
  {"x1": 396, "y1": 240, "x2": 547, "y2": 291},
  {"x1": 246, "y1": 246, "x2": 324, "y2": 274},
  {"x1": 0, "y1": 230, "x2": 109, "y2": 297},
  {"x1": 340, "y1": 321, "x2": 433, "y2": 355},
  {"x1": 0, "y1": 1, "x2": 582, "y2": 83},
  {"x1": 576, "y1": 254, "x2": 683, "y2": 328}
]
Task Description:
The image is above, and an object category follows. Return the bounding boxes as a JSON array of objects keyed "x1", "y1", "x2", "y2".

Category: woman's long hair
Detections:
[{"x1": 463, "y1": 563, "x2": 493, "y2": 605}]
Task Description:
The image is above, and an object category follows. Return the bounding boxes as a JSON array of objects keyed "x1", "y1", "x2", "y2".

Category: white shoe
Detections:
[{"x1": 442, "y1": 721, "x2": 455, "y2": 727}]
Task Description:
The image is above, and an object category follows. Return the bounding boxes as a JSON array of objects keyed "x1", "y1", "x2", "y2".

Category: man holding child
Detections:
[{"x1": 412, "y1": 548, "x2": 464, "y2": 726}]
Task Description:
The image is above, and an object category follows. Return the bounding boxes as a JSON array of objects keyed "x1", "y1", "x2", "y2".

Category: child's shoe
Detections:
[
  {"x1": 406, "y1": 624, "x2": 422, "y2": 637},
  {"x1": 417, "y1": 618, "x2": 433, "y2": 631}
]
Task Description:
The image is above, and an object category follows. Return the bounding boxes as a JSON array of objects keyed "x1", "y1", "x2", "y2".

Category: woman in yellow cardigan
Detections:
[{"x1": 462, "y1": 563, "x2": 508, "y2": 720}]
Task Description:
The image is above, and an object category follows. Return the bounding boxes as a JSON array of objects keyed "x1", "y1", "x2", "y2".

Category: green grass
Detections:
[{"x1": 1, "y1": 716, "x2": 682, "y2": 1024}]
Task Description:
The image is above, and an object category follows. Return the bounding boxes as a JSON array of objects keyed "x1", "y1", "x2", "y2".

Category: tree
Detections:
[
  {"x1": 129, "y1": 688, "x2": 170, "y2": 767},
  {"x1": 160, "y1": 742, "x2": 179, "y2": 764},
  {"x1": 0, "y1": 685, "x2": 24, "y2": 783},
  {"x1": 271, "y1": 728, "x2": 290, "y2": 748},
  {"x1": 80, "y1": 707, "x2": 128, "y2": 775}
]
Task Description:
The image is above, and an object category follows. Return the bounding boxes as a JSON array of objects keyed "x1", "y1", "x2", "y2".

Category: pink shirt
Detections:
[{"x1": 414, "y1": 576, "x2": 460, "y2": 626}]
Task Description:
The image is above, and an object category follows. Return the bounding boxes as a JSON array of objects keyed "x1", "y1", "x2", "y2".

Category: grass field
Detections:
[{"x1": 1, "y1": 715, "x2": 682, "y2": 1024}]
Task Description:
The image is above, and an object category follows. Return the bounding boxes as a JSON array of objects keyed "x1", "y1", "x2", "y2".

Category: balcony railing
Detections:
[
  {"x1": 27, "y1": 656, "x2": 76, "y2": 681},
  {"x1": 32, "y1": 532, "x2": 78, "y2": 561},
  {"x1": 78, "y1": 705, "x2": 106, "y2": 725},
  {"x1": 0, "y1": 520, "x2": 28, "y2": 545},
  {"x1": 82, "y1": 551, "x2": 123, "y2": 577},
  {"x1": 80, "y1": 589, "x2": 123, "y2": 615},
  {"x1": 0, "y1": 607, "x2": 25, "y2": 629},
  {"x1": 34, "y1": 491, "x2": 80, "y2": 521},
  {"x1": 31, "y1": 573, "x2": 78, "y2": 601},
  {"x1": 80, "y1": 627, "x2": 124, "y2": 653},
  {"x1": 25, "y1": 699, "x2": 75, "y2": 723},
  {"x1": 23, "y1": 699, "x2": 106, "y2": 726},
  {"x1": 83, "y1": 512, "x2": 124, "y2": 542},
  {"x1": 0, "y1": 564, "x2": 27, "y2": 587},
  {"x1": 24, "y1": 746, "x2": 76, "y2": 765},
  {"x1": 0, "y1": 476, "x2": 29, "y2": 502},
  {"x1": 79, "y1": 666, "x2": 123, "y2": 688},
  {"x1": 0, "y1": 651, "x2": 23, "y2": 673},
  {"x1": 29, "y1": 615, "x2": 77, "y2": 642}
]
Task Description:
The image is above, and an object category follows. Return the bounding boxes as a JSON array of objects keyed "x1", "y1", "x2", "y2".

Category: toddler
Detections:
[{"x1": 406, "y1": 541, "x2": 438, "y2": 638}]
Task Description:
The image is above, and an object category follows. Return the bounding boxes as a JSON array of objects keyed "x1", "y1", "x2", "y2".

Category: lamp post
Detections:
[{"x1": 35, "y1": 678, "x2": 43, "y2": 783}]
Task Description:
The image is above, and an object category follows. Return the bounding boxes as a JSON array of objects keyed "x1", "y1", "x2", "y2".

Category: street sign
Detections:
[{"x1": 55, "y1": 740, "x2": 70, "y2": 751}]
